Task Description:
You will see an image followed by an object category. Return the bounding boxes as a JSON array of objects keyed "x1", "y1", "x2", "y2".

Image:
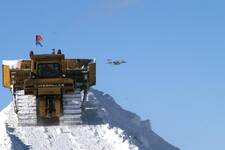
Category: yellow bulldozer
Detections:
[{"x1": 2, "y1": 50, "x2": 96, "y2": 125}]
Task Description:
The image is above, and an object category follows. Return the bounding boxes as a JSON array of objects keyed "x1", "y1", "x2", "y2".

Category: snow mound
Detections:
[
  {"x1": 0, "y1": 89, "x2": 180, "y2": 150},
  {"x1": 2, "y1": 60, "x2": 22, "y2": 69}
]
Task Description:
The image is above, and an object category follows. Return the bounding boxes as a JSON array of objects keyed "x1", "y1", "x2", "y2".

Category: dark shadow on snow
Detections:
[
  {"x1": 81, "y1": 101, "x2": 105, "y2": 125},
  {"x1": 6, "y1": 123, "x2": 31, "y2": 150}
]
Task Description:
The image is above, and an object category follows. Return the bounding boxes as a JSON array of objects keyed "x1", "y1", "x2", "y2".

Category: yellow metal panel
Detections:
[
  {"x1": 54, "y1": 98, "x2": 61, "y2": 117},
  {"x1": 20, "y1": 60, "x2": 31, "y2": 69},
  {"x1": 66, "y1": 59, "x2": 79, "y2": 68},
  {"x1": 2, "y1": 65, "x2": 11, "y2": 88},
  {"x1": 89, "y1": 63, "x2": 96, "y2": 86},
  {"x1": 38, "y1": 96, "x2": 61, "y2": 118},
  {"x1": 39, "y1": 99, "x2": 46, "y2": 117},
  {"x1": 38, "y1": 87, "x2": 61, "y2": 95}
]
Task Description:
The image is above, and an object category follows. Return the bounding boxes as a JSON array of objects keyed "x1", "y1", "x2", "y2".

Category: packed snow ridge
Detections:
[{"x1": 0, "y1": 89, "x2": 180, "y2": 150}]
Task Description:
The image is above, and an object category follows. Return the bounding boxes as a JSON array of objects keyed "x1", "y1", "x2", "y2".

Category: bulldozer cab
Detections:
[
  {"x1": 37, "y1": 63, "x2": 61, "y2": 78},
  {"x1": 30, "y1": 50, "x2": 64, "y2": 78}
]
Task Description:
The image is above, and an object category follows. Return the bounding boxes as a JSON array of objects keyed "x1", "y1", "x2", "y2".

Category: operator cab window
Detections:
[{"x1": 38, "y1": 63, "x2": 60, "y2": 78}]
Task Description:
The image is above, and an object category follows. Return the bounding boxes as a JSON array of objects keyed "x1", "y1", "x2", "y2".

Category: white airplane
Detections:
[{"x1": 106, "y1": 59, "x2": 126, "y2": 65}]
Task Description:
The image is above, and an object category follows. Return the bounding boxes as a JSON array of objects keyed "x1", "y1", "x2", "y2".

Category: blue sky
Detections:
[{"x1": 0, "y1": 0, "x2": 225, "y2": 150}]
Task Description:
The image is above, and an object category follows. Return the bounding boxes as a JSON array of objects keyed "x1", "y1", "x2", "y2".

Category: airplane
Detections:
[{"x1": 106, "y1": 59, "x2": 126, "y2": 65}]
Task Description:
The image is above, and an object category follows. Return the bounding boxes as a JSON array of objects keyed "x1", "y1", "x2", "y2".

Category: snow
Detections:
[
  {"x1": 0, "y1": 89, "x2": 180, "y2": 150},
  {"x1": 0, "y1": 113, "x2": 11, "y2": 149},
  {"x1": 2, "y1": 60, "x2": 22, "y2": 69},
  {"x1": 5, "y1": 124, "x2": 136, "y2": 150},
  {"x1": 0, "y1": 103, "x2": 13, "y2": 150}
]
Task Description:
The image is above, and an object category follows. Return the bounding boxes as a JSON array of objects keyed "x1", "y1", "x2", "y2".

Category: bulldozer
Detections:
[{"x1": 2, "y1": 50, "x2": 96, "y2": 125}]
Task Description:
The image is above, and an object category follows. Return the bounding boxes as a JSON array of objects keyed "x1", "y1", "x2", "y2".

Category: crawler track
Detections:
[
  {"x1": 15, "y1": 90, "x2": 37, "y2": 126},
  {"x1": 60, "y1": 89, "x2": 82, "y2": 125}
]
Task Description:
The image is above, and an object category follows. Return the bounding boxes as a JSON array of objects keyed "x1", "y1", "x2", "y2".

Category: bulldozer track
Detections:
[
  {"x1": 15, "y1": 90, "x2": 37, "y2": 126},
  {"x1": 60, "y1": 88, "x2": 82, "y2": 125}
]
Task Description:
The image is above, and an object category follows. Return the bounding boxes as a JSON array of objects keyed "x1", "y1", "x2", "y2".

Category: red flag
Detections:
[
  {"x1": 35, "y1": 35, "x2": 43, "y2": 47},
  {"x1": 36, "y1": 35, "x2": 43, "y2": 41}
]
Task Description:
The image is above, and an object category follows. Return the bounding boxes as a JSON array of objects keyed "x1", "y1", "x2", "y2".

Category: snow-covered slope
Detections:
[{"x1": 0, "y1": 89, "x2": 180, "y2": 150}]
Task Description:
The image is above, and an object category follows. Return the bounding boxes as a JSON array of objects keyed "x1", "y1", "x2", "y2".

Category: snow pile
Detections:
[
  {"x1": 2, "y1": 60, "x2": 22, "y2": 69},
  {"x1": 0, "y1": 89, "x2": 180, "y2": 150}
]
